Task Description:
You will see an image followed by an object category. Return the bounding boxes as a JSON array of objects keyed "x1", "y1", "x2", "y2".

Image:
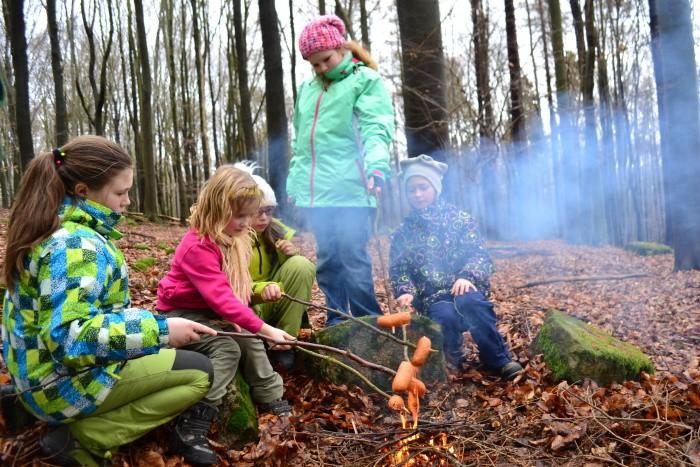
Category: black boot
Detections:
[{"x1": 171, "y1": 402, "x2": 219, "y2": 465}]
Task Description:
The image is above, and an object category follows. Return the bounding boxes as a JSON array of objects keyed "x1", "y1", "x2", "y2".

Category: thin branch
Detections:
[
  {"x1": 215, "y1": 330, "x2": 396, "y2": 376},
  {"x1": 282, "y1": 293, "x2": 419, "y2": 351},
  {"x1": 516, "y1": 273, "x2": 648, "y2": 288}
]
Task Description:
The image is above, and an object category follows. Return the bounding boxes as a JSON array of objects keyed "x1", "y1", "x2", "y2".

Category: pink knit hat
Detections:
[{"x1": 299, "y1": 15, "x2": 346, "y2": 59}]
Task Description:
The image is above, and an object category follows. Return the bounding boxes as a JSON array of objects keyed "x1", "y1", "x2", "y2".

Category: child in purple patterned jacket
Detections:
[{"x1": 389, "y1": 155, "x2": 523, "y2": 380}]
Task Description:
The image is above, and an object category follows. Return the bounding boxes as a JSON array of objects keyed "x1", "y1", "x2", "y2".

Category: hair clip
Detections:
[{"x1": 53, "y1": 148, "x2": 66, "y2": 167}]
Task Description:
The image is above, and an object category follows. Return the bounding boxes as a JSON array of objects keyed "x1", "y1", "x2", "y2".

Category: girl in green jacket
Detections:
[
  {"x1": 287, "y1": 15, "x2": 394, "y2": 326},
  {"x1": 2, "y1": 136, "x2": 218, "y2": 465},
  {"x1": 239, "y1": 165, "x2": 316, "y2": 370}
]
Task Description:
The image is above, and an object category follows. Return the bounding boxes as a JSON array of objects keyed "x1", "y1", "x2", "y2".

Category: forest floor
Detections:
[{"x1": 0, "y1": 212, "x2": 699, "y2": 466}]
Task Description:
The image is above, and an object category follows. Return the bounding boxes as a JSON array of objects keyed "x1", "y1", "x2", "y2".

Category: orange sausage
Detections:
[
  {"x1": 388, "y1": 395, "x2": 405, "y2": 411},
  {"x1": 407, "y1": 390, "x2": 419, "y2": 425},
  {"x1": 391, "y1": 361, "x2": 416, "y2": 392},
  {"x1": 408, "y1": 378, "x2": 427, "y2": 397},
  {"x1": 410, "y1": 336, "x2": 432, "y2": 367},
  {"x1": 377, "y1": 312, "x2": 412, "y2": 329}
]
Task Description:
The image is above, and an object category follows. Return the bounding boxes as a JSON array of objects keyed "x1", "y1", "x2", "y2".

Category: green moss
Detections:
[
  {"x1": 133, "y1": 243, "x2": 150, "y2": 251},
  {"x1": 625, "y1": 241, "x2": 673, "y2": 256},
  {"x1": 132, "y1": 257, "x2": 156, "y2": 272},
  {"x1": 533, "y1": 310, "x2": 654, "y2": 385},
  {"x1": 220, "y1": 372, "x2": 258, "y2": 447},
  {"x1": 304, "y1": 315, "x2": 446, "y2": 391},
  {"x1": 156, "y1": 241, "x2": 176, "y2": 254}
]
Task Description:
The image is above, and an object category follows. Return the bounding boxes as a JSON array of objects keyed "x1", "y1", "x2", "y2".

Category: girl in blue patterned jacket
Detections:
[
  {"x1": 2, "y1": 136, "x2": 220, "y2": 465},
  {"x1": 389, "y1": 155, "x2": 523, "y2": 381}
]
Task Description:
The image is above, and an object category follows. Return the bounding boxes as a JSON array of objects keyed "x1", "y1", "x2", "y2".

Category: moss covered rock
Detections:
[
  {"x1": 625, "y1": 241, "x2": 673, "y2": 256},
  {"x1": 300, "y1": 315, "x2": 447, "y2": 391},
  {"x1": 218, "y1": 372, "x2": 258, "y2": 448},
  {"x1": 532, "y1": 310, "x2": 654, "y2": 386}
]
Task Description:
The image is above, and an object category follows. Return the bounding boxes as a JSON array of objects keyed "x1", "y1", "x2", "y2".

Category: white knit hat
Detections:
[
  {"x1": 399, "y1": 154, "x2": 448, "y2": 195},
  {"x1": 232, "y1": 162, "x2": 278, "y2": 207}
]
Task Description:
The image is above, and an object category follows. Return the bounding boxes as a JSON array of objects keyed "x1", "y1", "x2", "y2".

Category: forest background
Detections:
[{"x1": 1, "y1": 0, "x2": 700, "y2": 270}]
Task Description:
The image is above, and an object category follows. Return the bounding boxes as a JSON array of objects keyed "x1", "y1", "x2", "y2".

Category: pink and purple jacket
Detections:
[{"x1": 156, "y1": 229, "x2": 264, "y2": 333}]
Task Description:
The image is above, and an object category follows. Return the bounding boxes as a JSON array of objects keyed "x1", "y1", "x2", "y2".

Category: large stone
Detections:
[
  {"x1": 218, "y1": 372, "x2": 258, "y2": 448},
  {"x1": 532, "y1": 310, "x2": 655, "y2": 386},
  {"x1": 300, "y1": 315, "x2": 447, "y2": 391}
]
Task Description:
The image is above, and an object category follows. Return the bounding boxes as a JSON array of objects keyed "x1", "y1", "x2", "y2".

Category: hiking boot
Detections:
[
  {"x1": 171, "y1": 402, "x2": 218, "y2": 465},
  {"x1": 500, "y1": 361, "x2": 524, "y2": 381},
  {"x1": 39, "y1": 425, "x2": 100, "y2": 467},
  {"x1": 0, "y1": 384, "x2": 37, "y2": 434},
  {"x1": 258, "y1": 398, "x2": 292, "y2": 417},
  {"x1": 269, "y1": 350, "x2": 295, "y2": 371}
]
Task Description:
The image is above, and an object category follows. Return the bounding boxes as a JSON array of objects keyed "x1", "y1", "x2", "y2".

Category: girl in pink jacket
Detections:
[{"x1": 157, "y1": 166, "x2": 295, "y2": 464}]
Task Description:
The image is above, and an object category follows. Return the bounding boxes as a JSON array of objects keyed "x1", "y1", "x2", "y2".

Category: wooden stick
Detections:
[
  {"x1": 215, "y1": 330, "x2": 396, "y2": 376},
  {"x1": 281, "y1": 293, "x2": 419, "y2": 350},
  {"x1": 516, "y1": 273, "x2": 648, "y2": 289}
]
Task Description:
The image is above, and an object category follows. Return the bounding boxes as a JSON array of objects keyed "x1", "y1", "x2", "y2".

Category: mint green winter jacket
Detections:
[{"x1": 287, "y1": 53, "x2": 395, "y2": 208}]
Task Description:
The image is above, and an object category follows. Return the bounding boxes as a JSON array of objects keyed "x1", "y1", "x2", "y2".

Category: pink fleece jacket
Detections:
[{"x1": 156, "y1": 229, "x2": 265, "y2": 333}]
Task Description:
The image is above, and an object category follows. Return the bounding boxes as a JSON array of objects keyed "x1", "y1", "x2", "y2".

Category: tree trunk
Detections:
[
  {"x1": 359, "y1": 0, "x2": 370, "y2": 51},
  {"x1": 319, "y1": 0, "x2": 326, "y2": 15},
  {"x1": 163, "y1": 0, "x2": 187, "y2": 223},
  {"x1": 3, "y1": 0, "x2": 34, "y2": 169},
  {"x1": 46, "y1": 0, "x2": 68, "y2": 146},
  {"x1": 258, "y1": 0, "x2": 289, "y2": 213},
  {"x1": 648, "y1": 0, "x2": 700, "y2": 270},
  {"x1": 77, "y1": 0, "x2": 114, "y2": 136},
  {"x1": 289, "y1": 0, "x2": 298, "y2": 104},
  {"x1": 396, "y1": 0, "x2": 449, "y2": 160},
  {"x1": 470, "y1": 0, "x2": 500, "y2": 239},
  {"x1": 133, "y1": 0, "x2": 158, "y2": 219},
  {"x1": 191, "y1": 0, "x2": 212, "y2": 179},
  {"x1": 234, "y1": 0, "x2": 256, "y2": 158},
  {"x1": 549, "y1": 0, "x2": 582, "y2": 243}
]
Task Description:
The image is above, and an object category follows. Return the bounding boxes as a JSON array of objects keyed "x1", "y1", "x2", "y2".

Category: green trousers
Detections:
[
  {"x1": 165, "y1": 309, "x2": 284, "y2": 405},
  {"x1": 69, "y1": 349, "x2": 210, "y2": 459},
  {"x1": 255, "y1": 255, "x2": 316, "y2": 337}
]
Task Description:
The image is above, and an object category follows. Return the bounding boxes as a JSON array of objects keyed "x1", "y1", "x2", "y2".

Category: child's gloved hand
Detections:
[
  {"x1": 397, "y1": 294, "x2": 414, "y2": 308},
  {"x1": 258, "y1": 323, "x2": 296, "y2": 350},
  {"x1": 367, "y1": 175, "x2": 383, "y2": 195},
  {"x1": 275, "y1": 239, "x2": 299, "y2": 256},
  {"x1": 262, "y1": 283, "x2": 283, "y2": 301},
  {"x1": 167, "y1": 317, "x2": 218, "y2": 347},
  {"x1": 451, "y1": 279, "x2": 476, "y2": 296}
]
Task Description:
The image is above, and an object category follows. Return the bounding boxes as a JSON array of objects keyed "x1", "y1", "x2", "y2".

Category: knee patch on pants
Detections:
[{"x1": 172, "y1": 349, "x2": 214, "y2": 385}]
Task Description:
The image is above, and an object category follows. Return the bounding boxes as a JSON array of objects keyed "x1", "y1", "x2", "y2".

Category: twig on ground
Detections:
[{"x1": 516, "y1": 273, "x2": 648, "y2": 288}]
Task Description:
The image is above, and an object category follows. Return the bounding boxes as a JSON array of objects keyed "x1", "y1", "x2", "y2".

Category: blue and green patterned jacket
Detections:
[
  {"x1": 389, "y1": 199, "x2": 493, "y2": 312},
  {"x1": 2, "y1": 198, "x2": 169, "y2": 423}
]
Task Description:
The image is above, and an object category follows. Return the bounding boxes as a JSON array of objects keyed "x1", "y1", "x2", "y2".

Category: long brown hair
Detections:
[
  {"x1": 189, "y1": 166, "x2": 261, "y2": 303},
  {"x1": 3, "y1": 135, "x2": 132, "y2": 289}
]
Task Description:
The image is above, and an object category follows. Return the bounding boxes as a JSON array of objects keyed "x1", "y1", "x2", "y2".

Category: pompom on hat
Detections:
[
  {"x1": 399, "y1": 154, "x2": 449, "y2": 196},
  {"x1": 232, "y1": 162, "x2": 278, "y2": 207},
  {"x1": 299, "y1": 15, "x2": 347, "y2": 59}
]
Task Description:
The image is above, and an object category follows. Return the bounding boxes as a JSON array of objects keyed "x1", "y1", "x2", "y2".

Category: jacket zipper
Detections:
[
  {"x1": 254, "y1": 238, "x2": 263, "y2": 275},
  {"x1": 309, "y1": 90, "x2": 325, "y2": 208}
]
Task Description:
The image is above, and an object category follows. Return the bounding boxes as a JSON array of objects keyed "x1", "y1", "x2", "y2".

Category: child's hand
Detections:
[
  {"x1": 397, "y1": 294, "x2": 414, "y2": 308},
  {"x1": 275, "y1": 239, "x2": 298, "y2": 256},
  {"x1": 262, "y1": 283, "x2": 283, "y2": 301},
  {"x1": 167, "y1": 317, "x2": 217, "y2": 348},
  {"x1": 367, "y1": 176, "x2": 382, "y2": 195},
  {"x1": 258, "y1": 323, "x2": 296, "y2": 350},
  {"x1": 451, "y1": 279, "x2": 476, "y2": 296}
]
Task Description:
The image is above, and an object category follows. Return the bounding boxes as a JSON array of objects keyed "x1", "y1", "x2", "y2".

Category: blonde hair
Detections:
[
  {"x1": 189, "y1": 166, "x2": 261, "y2": 304},
  {"x1": 345, "y1": 41, "x2": 377, "y2": 70},
  {"x1": 317, "y1": 41, "x2": 378, "y2": 90}
]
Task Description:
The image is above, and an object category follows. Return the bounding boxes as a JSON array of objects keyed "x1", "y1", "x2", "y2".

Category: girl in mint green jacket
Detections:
[{"x1": 287, "y1": 15, "x2": 394, "y2": 326}]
